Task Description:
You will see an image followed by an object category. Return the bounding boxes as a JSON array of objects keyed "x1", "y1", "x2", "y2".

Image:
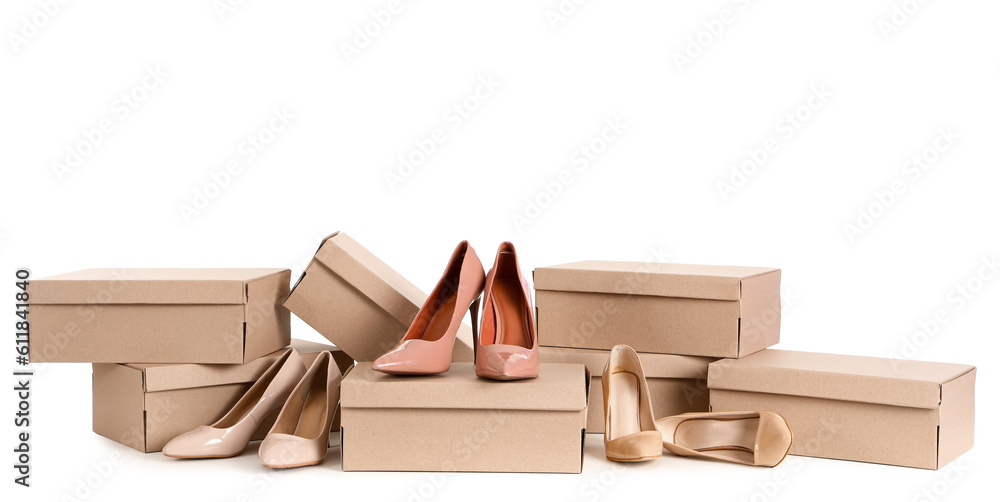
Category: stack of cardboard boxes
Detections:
[
  {"x1": 29, "y1": 268, "x2": 353, "y2": 453},
  {"x1": 28, "y1": 231, "x2": 975, "y2": 473},
  {"x1": 533, "y1": 261, "x2": 975, "y2": 470}
]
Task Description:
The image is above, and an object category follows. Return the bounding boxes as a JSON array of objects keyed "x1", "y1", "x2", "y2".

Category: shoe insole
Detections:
[
  {"x1": 674, "y1": 417, "x2": 760, "y2": 464},
  {"x1": 293, "y1": 385, "x2": 328, "y2": 440},
  {"x1": 215, "y1": 352, "x2": 286, "y2": 428},
  {"x1": 608, "y1": 371, "x2": 641, "y2": 441},
  {"x1": 490, "y1": 278, "x2": 531, "y2": 348},
  {"x1": 418, "y1": 292, "x2": 458, "y2": 342}
]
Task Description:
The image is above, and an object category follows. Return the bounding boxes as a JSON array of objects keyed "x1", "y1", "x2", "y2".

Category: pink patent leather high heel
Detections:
[
  {"x1": 475, "y1": 242, "x2": 539, "y2": 380},
  {"x1": 372, "y1": 241, "x2": 485, "y2": 375}
]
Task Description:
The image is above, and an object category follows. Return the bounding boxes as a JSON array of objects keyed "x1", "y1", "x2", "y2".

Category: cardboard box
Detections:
[
  {"x1": 284, "y1": 232, "x2": 474, "y2": 362},
  {"x1": 341, "y1": 363, "x2": 589, "y2": 473},
  {"x1": 540, "y1": 346, "x2": 715, "y2": 433},
  {"x1": 534, "y1": 261, "x2": 781, "y2": 358},
  {"x1": 709, "y1": 349, "x2": 976, "y2": 469},
  {"x1": 29, "y1": 268, "x2": 291, "y2": 363},
  {"x1": 92, "y1": 339, "x2": 354, "y2": 453}
]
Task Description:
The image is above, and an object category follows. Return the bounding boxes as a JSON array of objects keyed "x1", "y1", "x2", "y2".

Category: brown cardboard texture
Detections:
[
  {"x1": 29, "y1": 268, "x2": 291, "y2": 363},
  {"x1": 92, "y1": 339, "x2": 354, "y2": 453},
  {"x1": 341, "y1": 363, "x2": 589, "y2": 473},
  {"x1": 534, "y1": 261, "x2": 781, "y2": 358},
  {"x1": 284, "y1": 232, "x2": 474, "y2": 362},
  {"x1": 708, "y1": 349, "x2": 975, "y2": 469},
  {"x1": 540, "y1": 346, "x2": 714, "y2": 433}
]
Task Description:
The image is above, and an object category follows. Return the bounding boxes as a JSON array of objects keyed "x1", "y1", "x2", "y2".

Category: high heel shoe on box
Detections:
[
  {"x1": 655, "y1": 411, "x2": 793, "y2": 467},
  {"x1": 476, "y1": 241, "x2": 539, "y2": 380},
  {"x1": 162, "y1": 348, "x2": 306, "y2": 459},
  {"x1": 603, "y1": 345, "x2": 662, "y2": 462},
  {"x1": 258, "y1": 351, "x2": 342, "y2": 468},
  {"x1": 372, "y1": 240, "x2": 485, "y2": 375}
]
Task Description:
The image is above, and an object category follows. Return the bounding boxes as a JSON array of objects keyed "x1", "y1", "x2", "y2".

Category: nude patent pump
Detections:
[
  {"x1": 476, "y1": 242, "x2": 539, "y2": 380},
  {"x1": 372, "y1": 241, "x2": 485, "y2": 375},
  {"x1": 258, "y1": 351, "x2": 342, "y2": 468},
  {"x1": 162, "y1": 348, "x2": 305, "y2": 459},
  {"x1": 655, "y1": 411, "x2": 793, "y2": 467},
  {"x1": 603, "y1": 345, "x2": 662, "y2": 462}
]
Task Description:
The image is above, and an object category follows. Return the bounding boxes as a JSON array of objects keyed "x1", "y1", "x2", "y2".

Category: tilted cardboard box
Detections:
[
  {"x1": 709, "y1": 349, "x2": 976, "y2": 469},
  {"x1": 284, "y1": 232, "x2": 474, "y2": 362},
  {"x1": 540, "y1": 346, "x2": 715, "y2": 433},
  {"x1": 30, "y1": 268, "x2": 291, "y2": 363},
  {"x1": 534, "y1": 261, "x2": 781, "y2": 358},
  {"x1": 341, "y1": 363, "x2": 589, "y2": 473},
  {"x1": 92, "y1": 339, "x2": 354, "y2": 453}
]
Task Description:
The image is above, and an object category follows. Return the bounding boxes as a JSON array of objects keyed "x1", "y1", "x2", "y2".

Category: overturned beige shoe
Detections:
[{"x1": 655, "y1": 411, "x2": 793, "y2": 467}]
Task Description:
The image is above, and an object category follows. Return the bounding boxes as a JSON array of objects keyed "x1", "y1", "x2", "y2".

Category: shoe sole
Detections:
[
  {"x1": 260, "y1": 459, "x2": 323, "y2": 469},
  {"x1": 163, "y1": 447, "x2": 246, "y2": 460},
  {"x1": 606, "y1": 454, "x2": 661, "y2": 463}
]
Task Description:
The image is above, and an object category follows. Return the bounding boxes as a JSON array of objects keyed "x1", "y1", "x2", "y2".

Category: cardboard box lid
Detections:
[
  {"x1": 342, "y1": 363, "x2": 588, "y2": 411},
  {"x1": 309, "y1": 232, "x2": 430, "y2": 327},
  {"x1": 709, "y1": 349, "x2": 976, "y2": 409},
  {"x1": 539, "y1": 346, "x2": 714, "y2": 380},
  {"x1": 533, "y1": 261, "x2": 778, "y2": 301},
  {"x1": 118, "y1": 339, "x2": 351, "y2": 392},
  {"x1": 30, "y1": 268, "x2": 287, "y2": 305}
]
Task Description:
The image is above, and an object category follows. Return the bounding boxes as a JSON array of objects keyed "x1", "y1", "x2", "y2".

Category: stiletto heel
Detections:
[
  {"x1": 372, "y1": 241, "x2": 486, "y2": 375},
  {"x1": 469, "y1": 297, "x2": 481, "y2": 364},
  {"x1": 475, "y1": 242, "x2": 539, "y2": 380},
  {"x1": 603, "y1": 345, "x2": 662, "y2": 462}
]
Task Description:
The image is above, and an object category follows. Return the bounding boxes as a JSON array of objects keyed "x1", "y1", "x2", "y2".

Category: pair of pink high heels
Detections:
[{"x1": 372, "y1": 241, "x2": 539, "y2": 381}]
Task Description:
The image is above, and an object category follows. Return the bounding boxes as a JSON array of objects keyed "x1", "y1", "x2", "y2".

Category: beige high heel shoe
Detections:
[
  {"x1": 603, "y1": 345, "x2": 662, "y2": 462},
  {"x1": 476, "y1": 242, "x2": 539, "y2": 380},
  {"x1": 655, "y1": 411, "x2": 793, "y2": 467},
  {"x1": 258, "y1": 351, "x2": 342, "y2": 468},
  {"x1": 163, "y1": 348, "x2": 305, "y2": 459},
  {"x1": 372, "y1": 241, "x2": 485, "y2": 375}
]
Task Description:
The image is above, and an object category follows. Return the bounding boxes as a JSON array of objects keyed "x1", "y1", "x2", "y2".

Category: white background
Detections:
[{"x1": 1, "y1": 1, "x2": 997, "y2": 501}]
